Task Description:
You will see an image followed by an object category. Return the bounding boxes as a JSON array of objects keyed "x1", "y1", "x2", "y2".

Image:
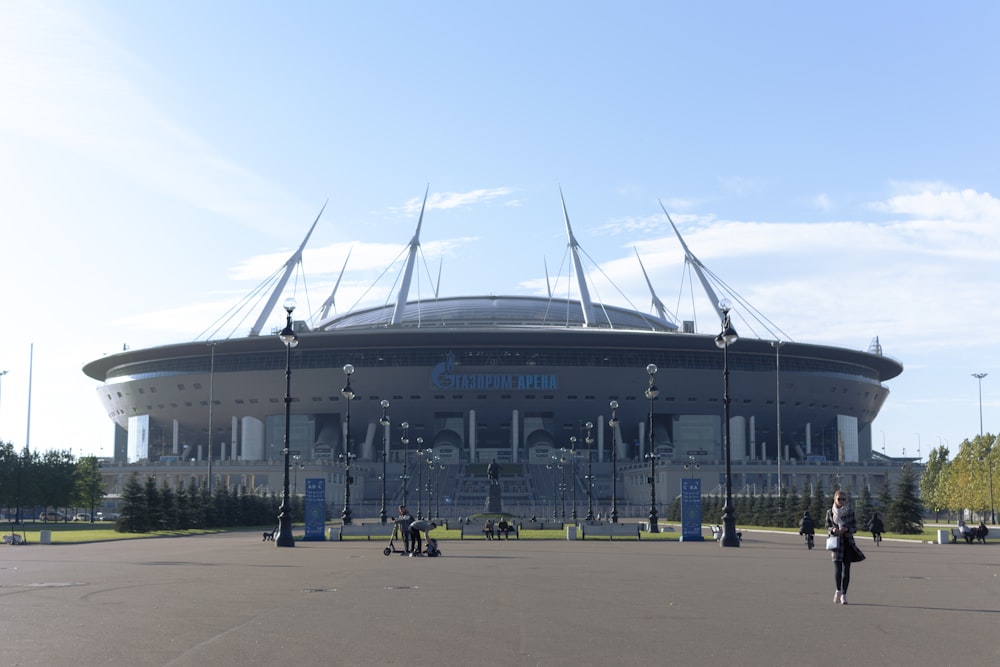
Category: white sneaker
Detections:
[
  {"x1": 840, "y1": 594, "x2": 848, "y2": 605},
  {"x1": 834, "y1": 590, "x2": 842, "y2": 604}
]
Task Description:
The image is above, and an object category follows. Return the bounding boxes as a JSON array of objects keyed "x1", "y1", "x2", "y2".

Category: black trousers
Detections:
[{"x1": 834, "y1": 560, "x2": 852, "y2": 594}]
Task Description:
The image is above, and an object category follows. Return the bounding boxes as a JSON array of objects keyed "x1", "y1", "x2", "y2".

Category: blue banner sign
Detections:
[
  {"x1": 680, "y1": 478, "x2": 704, "y2": 541},
  {"x1": 303, "y1": 478, "x2": 326, "y2": 541}
]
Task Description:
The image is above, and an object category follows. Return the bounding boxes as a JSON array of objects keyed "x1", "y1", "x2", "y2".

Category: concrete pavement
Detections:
[{"x1": 1, "y1": 529, "x2": 997, "y2": 666}]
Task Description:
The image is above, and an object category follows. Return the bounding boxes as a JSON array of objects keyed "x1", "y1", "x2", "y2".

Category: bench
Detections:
[
  {"x1": 579, "y1": 522, "x2": 641, "y2": 540},
  {"x1": 519, "y1": 522, "x2": 564, "y2": 530},
  {"x1": 461, "y1": 523, "x2": 519, "y2": 540},
  {"x1": 335, "y1": 523, "x2": 396, "y2": 541},
  {"x1": 950, "y1": 527, "x2": 986, "y2": 544}
]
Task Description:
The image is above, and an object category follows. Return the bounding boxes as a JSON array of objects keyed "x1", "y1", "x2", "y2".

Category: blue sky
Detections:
[{"x1": 1, "y1": 1, "x2": 997, "y2": 461}]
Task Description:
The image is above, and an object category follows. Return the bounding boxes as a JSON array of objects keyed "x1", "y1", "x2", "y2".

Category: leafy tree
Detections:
[
  {"x1": 73, "y1": 456, "x2": 105, "y2": 520},
  {"x1": 921, "y1": 446, "x2": 950, "y2": 521},
  {"x1": 940, "y1": 434, "x2": 998, "y2": 520},
  {"x1": 886, "y1": 464, "x2": 924, "y2": 534}
]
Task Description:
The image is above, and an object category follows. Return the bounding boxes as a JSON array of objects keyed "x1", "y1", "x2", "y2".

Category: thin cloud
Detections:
[{"x1": 391, "y1": 187, "x2": 516, "y2": 216}]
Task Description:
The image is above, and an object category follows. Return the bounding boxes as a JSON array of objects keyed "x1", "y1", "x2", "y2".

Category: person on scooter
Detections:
[{"x1": 799, "y1": 510, "x2": 816, "y2": 549}]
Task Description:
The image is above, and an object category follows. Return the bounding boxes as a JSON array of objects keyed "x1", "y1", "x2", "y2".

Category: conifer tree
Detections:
[{"x1": 887, "y1": 464, "x2": 924, "y2": 534}]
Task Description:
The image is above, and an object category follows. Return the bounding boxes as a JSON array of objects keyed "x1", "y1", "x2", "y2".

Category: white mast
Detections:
[
  {"x1": 634, "y1": 248, "x2": 668, "y2": 321},
  {"x1": 560, "y1": 189, "x2": 594, "y2": 327},
  {"x1": 390, "y1": 186, "x2": 429, "y2": 325},
  {"x1": 659, "y1": 200, "x2": 726, "y2": 320},
  {"x1": 249, "y1": 202, "x2": 327, "y2": 336}
]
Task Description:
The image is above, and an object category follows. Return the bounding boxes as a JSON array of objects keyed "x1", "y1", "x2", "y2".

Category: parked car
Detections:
[
  {"x1": 74, "y1": 513, "x2": 93, "y2": 522},
  {"x1": 38, "y1": 511, "x2": 69, "y2": 522}
]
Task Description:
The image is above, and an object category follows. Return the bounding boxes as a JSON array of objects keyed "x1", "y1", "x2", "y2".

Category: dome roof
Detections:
[{"x1": 317, "y1": 295, "x2": 677, "y2": 332}]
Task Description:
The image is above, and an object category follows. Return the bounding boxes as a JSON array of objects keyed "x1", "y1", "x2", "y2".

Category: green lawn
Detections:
[
  {"x1": 3, "y1": 522, "x2": 229, "y2": 544},
  {"x1": 4, "y1": 521, "x2": 957, "y2": 545}
]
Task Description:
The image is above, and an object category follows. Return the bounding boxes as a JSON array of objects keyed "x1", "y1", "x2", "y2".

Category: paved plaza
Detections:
[{"x1": 1, "y1": 529, "x2": 998, "y2": 666}]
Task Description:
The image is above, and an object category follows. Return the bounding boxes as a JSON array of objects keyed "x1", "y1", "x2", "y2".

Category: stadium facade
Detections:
[{"x1": 83, "y1": 202, "x2": 906, "y2": 516}]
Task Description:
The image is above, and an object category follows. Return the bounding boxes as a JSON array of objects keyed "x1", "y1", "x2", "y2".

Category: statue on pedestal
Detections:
[{"x1": 487, "y1": 459, "x2": 501, "y2": 485}]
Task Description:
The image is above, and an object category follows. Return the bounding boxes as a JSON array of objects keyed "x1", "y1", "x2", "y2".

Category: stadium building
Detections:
[{"x1": 83, "y1": 200, "x2": 906, "y2": 518}]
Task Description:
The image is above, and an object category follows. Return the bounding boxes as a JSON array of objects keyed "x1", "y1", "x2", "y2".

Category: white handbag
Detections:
[{"x1": 825, "y1": 535, "x2": 840, "y2": 550}]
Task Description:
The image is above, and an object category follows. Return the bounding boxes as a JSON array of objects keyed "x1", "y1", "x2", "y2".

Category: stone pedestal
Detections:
[{"x1": 485, "y1": 485, "x2": 502, "y2": 514}]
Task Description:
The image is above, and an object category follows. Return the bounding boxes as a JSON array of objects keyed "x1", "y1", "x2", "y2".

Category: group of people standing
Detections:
[{"x1": 394, "y1": 505, "x2": 436, "y2": 556}]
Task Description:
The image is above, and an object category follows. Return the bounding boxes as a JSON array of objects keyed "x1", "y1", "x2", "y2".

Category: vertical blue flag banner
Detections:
[
  {"x1": 680, "y1": 478, "x2": 704, "y2": 541},
  {"x1": 303, "y1": 478, "x2": 326, "y2": 541}
]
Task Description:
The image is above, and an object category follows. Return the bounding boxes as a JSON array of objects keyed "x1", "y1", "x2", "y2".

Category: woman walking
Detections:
[{"x1": 826, "y1": 491, "x2": 864, "y2": 604}]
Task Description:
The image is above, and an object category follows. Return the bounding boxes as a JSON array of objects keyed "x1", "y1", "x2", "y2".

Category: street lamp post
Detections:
[
  {"x1": 434, "y1": 461, "x2": 444, "y2": 518},
  {"x1": 715, "y1": 299, "x2": 740, "y2": 547},
  {"x1": 341, "y1": 364, "x2": 356, "y2": 525},
  {"x1": 400, "y1": 422, "x2": 410, "y2": 507},
  {"x1": 379, "y1": 400, "x2": 390, "y2": 524},
  {"x1": 415, "y1": 441, "x2": 427, "y2": 519},
  {"x1": 568, "y1": 437, "x2": 578, "y2": 521},
  {"x1": 275, "y1": 297, "x2": 298, "y2": 547},
  {"x1": 645, "y1": 363, "x2": 660, "y2": 533},
  {"x1": 609, "y1": 401, "x2": 619, "y2": 523},
  {"x1": 426, "y1": 456, "x2": 435, "y2": 521},
  {"x1": 558, "y1": 455, "x2": 567, "y2": 519},
  {"x1": 973, "y1": 372, "x2": 994, "y2": 524},
  {"x1": 546, "y1": 462, "x2": 558, "y2": 520},
  {"x1": 584, "y1": 422, "x2": 595, "y2": 521},
  {"x1": 0, "y1": 369, "x2": 8, "y2": 421}
]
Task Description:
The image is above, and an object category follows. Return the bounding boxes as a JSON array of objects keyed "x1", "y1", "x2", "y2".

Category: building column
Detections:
[
  {"x1": 511, "y1": 409, "x2": 519, "y2": 463},
  {"x1": 231, "y1": 416, "x2": 239, "y2": 460},
  {"x1": 597, "y1": 415, "x2": 606, "y2": 461},
  {"x1": 468, "y1": 409, "x2": 477, "y2": 464}
]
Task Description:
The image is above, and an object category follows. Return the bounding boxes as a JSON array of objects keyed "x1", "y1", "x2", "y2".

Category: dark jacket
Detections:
[
  {"x1": 867, "y1": 515, "x2": 884, "y2": 533},
  {"x1": 826, "y1": 507, "x2": 859, "y2": 563},
  {"x1": 798, "y1": 515, "x2": 815, "y2": 535}
]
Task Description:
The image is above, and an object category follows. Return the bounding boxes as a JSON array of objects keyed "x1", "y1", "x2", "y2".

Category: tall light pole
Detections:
[
  {"x1": 772, "y1": 340, "x2": 784, "y2": 495},
  {"x1": 609, "y1": 401, "x2": 619, "y2": 523},
  {"x1": 645, "y1": 363, "x2": 660, "y2": 533},
  {"x1": 973, "y1": 372, "x2": 994, "y2": 524},
  {"x1": 546, "y1": 461, "x2": 559, "y2": 519},
  {"x1": 206, "y1": 342, "x2": 217, "y2": 494},
  {"x1": 0, "y1": 370, "x2": 9, "y2": 427},
  {"x1": 567, "y1": 437, "x2": 578, "y2": 521},
  {"x1": 557, "y1": 455, "x2": 567, "y2": 519},
  {"x1": 400, "y1": 422, "x2": 410, "y2": 507},
  {"x1": 379, "y1": 400, "x2": 390, "y2": 524},
  {"x1": 434, "y1": 461, "x2": 444, "y2": 518},
  {"x1": 584, "y1": 422, "x2": 595, "y2": 521},
  {"x1": 426, "y1": 456, "x2": 435, "y2": 521},
  {"x1": 275, "y1": 298, "x2": 298, "y2": 547},
  {"x1": 415, "y1": 441, "x2": 427, "y2": 519},
  {"x1": 716, "y1": 299, "x2": 740, "y2": 547},
  {"x1": 340, "y1": 364, "x2": 356, "y2": 525}
]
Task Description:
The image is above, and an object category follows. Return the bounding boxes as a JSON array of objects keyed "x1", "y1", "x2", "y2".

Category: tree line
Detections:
[
  {"x1": 920, "y1": 433, "x2": 998, "y2": 522},
  {"x1": 1, "y1": 442, "x2": 104, "y2": 520},
  {"x1": 666, "y1": 464, "x2": 925, "y2": 534},
  {"x1": 115, "y1": 471, "x2": 299, "y2": 533}
]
